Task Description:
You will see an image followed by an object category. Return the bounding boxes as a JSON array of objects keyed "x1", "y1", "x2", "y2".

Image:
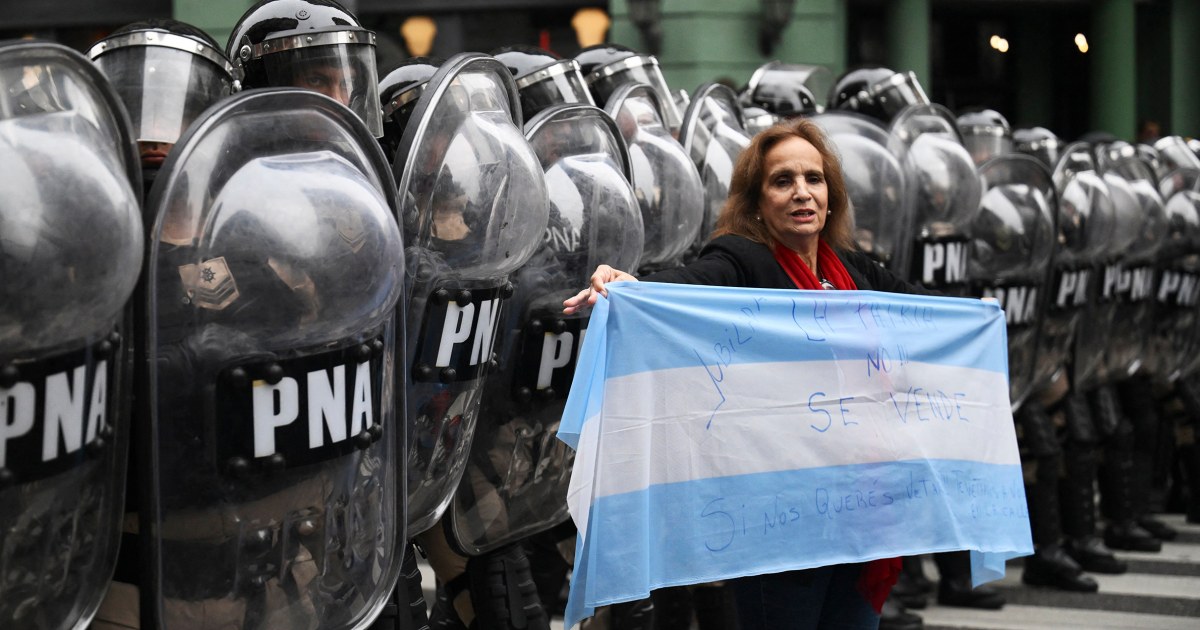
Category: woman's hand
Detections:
[{"x1": 562, "y1": 265, "x2": 638, "y2": 314}]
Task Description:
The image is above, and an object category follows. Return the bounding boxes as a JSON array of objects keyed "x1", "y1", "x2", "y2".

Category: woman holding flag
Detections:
[{"x1": 564, "y1": 117, "x2": 938, "y2": 628}]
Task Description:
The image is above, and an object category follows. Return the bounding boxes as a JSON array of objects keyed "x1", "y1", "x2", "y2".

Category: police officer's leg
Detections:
[
  {"x1": 1176, "y1": 376, "x2": 1200, "y2": 524},
  {"x1": 1093, "y1": 385, "x2": 1162, "y2": 552},
  {"x1": 370, "y1": 541, "x2": 432, "y2": 630},
  {"x1": 932, "y1": 551, "x2": 1004, "y2": 610},
  {"x1": 1017, "y1": 400, "x2": 1097, "y2": 591},
  {"x1": 1116, "y1": 376, "x2": 1178, "y2": 540},
  {"x1": 1059, "y1": 389, "x2": 1126, "y2": 573}
]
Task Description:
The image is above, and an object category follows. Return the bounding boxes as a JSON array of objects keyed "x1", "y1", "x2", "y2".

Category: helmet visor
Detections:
[
  {"x1": 263, "y1": 43, "x2": 382, "y2": 137},
  {"x1": 94, "y1": 45, "x2": 232, "y2": 144}
]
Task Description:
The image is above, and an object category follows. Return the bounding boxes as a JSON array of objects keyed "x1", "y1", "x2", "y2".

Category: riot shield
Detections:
[
  {"x1": 679, "y1": 83, "x2": 750, "y2": 257},
  {"x1": 0, "y1": 41, "x2": 142, "y2": 630},
  {"x1": 447, "y1": 104, "x2": 644, "y2": 555},
  {"x1": 1040, "y1": 144, "x2": 1117, "y2": 392},
  {"x1": 970, "y1": 155, "x2": 1057, "y2": 409},
  {"x1": 742, "y1": 106, "x2": 779, "y2": 137},
  {"x1": 813, "y1": 111, "x2": 915, "y2": 272},
  {"x1": 1095, "y1": 144, "x2": 1169, "y2": 382},
  {"x1": 888, "y1": 104, "x2": 983, "y2": 295},
  {"x1": 392, "y1": 53, "x2": 549, "y2": 537},
  {"x1": 1149, "y1": 167, "x2": 1200, "y2": 381},
  {"x1": 143, "y1": 88, "x2": 405, "y2": 629},
  {"x1": 605, "y1": 83, "x2": 704, "y2": 274}
]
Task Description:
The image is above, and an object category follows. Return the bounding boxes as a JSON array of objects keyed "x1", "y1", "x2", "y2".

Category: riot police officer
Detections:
[
  {"x1": 227, "y1": 0, "x2": 384, "y2": 137},
  {"x1": 88, "y1": 18, "x2": 234, "y2": 196},
  {"x1": 740, "y1": 60, "x2": 828, "y2": 119},
  {"x1": 575, "y1": 43, "x2": 682, "y2": 134}
]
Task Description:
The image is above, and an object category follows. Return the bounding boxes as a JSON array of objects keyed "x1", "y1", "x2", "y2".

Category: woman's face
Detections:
[{"x1": 759, "y1": 135, "x2": 829, "y2": 252}]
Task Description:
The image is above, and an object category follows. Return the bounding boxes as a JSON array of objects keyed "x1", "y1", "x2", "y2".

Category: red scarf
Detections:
[
  {"x1": 774, "y1": 239, "x2": 901, "y2": 611},
  {"x1": 772, "y1": 239, "x2": 858, "y2": 291}
]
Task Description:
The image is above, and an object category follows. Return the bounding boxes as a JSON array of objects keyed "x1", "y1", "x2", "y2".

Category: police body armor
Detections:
[
  {"x1": 1033, "y1": 144, "x2": 1117, "y2": 393},
  {"x1": 1094, "y1": 142, "x2": 1170, "y2": 382},
  {"x1": 678, "y1": 83, "x2": 750, "y2": 257},
  {"x1": 888, "y1": 104, "x2": 983, "y2": 295},
  {"x1": 813, "y1": 111, "x2": 915, "y2": 272},
  {"x1": 970, "y1": 155, "x2": 1057, "y2": 409},
  {"x1": 0, "y1": 41, "x2": 143, "y2": 630},
  {"x1": 446, "y1": 103, "x2": 644, "y2": 556},
  {"x1": 1146, "y1": 139, "x2": 1200, "y2": 382},
  {"x1": 392, "y1": 53, "x2": 549, "y2": 537},
  {"x1": 142, "y1": 88, "x2": 405, "y2": 629},
  {"x1": 604, "y1": 83, "x2": 704, "y2": 274}
]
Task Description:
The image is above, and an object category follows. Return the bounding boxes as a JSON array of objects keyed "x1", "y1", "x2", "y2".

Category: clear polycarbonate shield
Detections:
[
  {"x1": 889, "y1": 104, "x2": 982, "y2": 295},
  {"x1": 89, "y1": 34, "x2": 234, "y2": 144},
  {"x1": 814, "y1": 111, "x2": 914, "y2": 272},
  {"x1": 1150, "y1": 181, "x2": 1200, "y2": 381},
  {"x1": 262, "y1": 42, "x2": 383, "y2": 137},
  {"x1": 605, "y1": 83, "x2": 704, "y2": 273},
  {"x1": 392, "y1": 53, "x2": 549, "y2": 536},
  {"x1": 0, "y1": 41, "x2": 141, "y2": 630},
  {"x1": 144, "y1": 89, "x2": 404, "y2": 629},
  {"x1": 1043, "y1": 144, "x2": 1117, "y2": 391},
  {"x1": 970, "y1": 156, "x2": 1056, "y2": 409},
  {"x1": 1155, "y1": 136, "x2": 1200, "y2": 177},
  {"x1": 447, "y1": 104, "x2": 643, "y2": 555},
  {"x1": 587, "y1": 54, "x2": 682, "y2": 132},
  {"x1": 961, "y1": 128, "x2": 1013, "y2": 167},
  {"x1": 1094, "y1": 154, "x2": 1170, "y2": 382},
  {"x1": 679, "y1": 83, "x2": 750, "y2": 256}
]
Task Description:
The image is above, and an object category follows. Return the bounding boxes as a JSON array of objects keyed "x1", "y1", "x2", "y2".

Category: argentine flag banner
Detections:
[{"x1": 558, "y1": 282, "x2": 1033, "y2": 629}]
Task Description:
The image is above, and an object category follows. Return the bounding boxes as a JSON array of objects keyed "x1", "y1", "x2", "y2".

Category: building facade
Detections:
[{"x1": 3, "y1": 0, "x2": 1197, "y2": 141}]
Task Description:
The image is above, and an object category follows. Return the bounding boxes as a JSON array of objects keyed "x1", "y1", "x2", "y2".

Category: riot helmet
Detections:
[
  {"x1": 575, "y1": 44, "x2": 682, "y2": 133},
  {"x1": 492, "y1": 45, "x2": 594, "y2": 121},
  {"x1": 957, "y1": 109, "x2": 1012, "y2": 165},
  {"x1": 1013, "y1": 126, "x2": 1062, "y2": 169},
  {"x1": 88, "y1": 19, "x2": 234, "y2": 189},
  {"x1": 742, "y1": 60, "x2": 830, "y2": 118},
  {"x1": 829, "y1": 66, "x2": 929, "y2": 123},
  {"x1": 742, "y1": 105, "x2": 780, "y2": 136},
  {"x1": 379, "y1": 56, "x2": 442, "y2": 162},
  {"x1": 227, "y1": 0, "x2": 383, "y2": 136}
]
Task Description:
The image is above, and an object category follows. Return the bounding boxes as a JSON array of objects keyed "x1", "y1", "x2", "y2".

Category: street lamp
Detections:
[
  {"x1": 627, "y1": 0, "x2": 662, "y2": 55},
  {"x1": 760, "y1": 0, "x2": 796, "y2": 56}
]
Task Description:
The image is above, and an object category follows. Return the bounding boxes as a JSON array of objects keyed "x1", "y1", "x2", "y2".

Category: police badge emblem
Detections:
[{"x1": 178, "y1": 256, "x2": 239, "y2": 310}]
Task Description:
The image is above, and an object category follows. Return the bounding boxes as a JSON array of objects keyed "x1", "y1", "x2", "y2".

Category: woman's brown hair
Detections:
[{"x1": 713, "y1": 118, "x2": 855, "y2": 251}]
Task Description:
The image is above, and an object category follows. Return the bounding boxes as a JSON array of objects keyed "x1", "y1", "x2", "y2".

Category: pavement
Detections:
[{"x1": 416, "y1": 514, "x2": 1200, "y2": 629}]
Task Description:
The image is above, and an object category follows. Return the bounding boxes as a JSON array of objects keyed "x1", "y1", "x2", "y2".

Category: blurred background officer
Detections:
[{"x1": 88, "y1": 18, "x2": 234, "y2": 195}]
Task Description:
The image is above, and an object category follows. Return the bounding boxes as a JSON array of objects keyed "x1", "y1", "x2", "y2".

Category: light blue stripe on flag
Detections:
[{"x1": 558, "y1": 282, "x2": 1031, "y2": 629}]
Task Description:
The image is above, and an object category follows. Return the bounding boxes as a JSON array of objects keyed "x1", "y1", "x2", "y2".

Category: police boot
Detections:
[
  {"x1": 1021, "y1": 544, "x2": 1098, "y2": 592},
  {"x1": 466, "y1": 545, "x2": 550, "y2": 630},
  {"x1": 878, "y1": 594, "x2": 923, "y2": 630},
  {"x1": 1095, "y1": 387, "x2": 1162, "y2": 552},
  {"x1": 1060, "y1": 394, "x2": 1126, "y2": 574},
  {"x1": 1118, "y1": 379, "x2": 1179, "y2": 542},
  {"x1": 607, "y1": 598, "x2": 656, "y2": 630},
  {"x1": 890, "y1": 568, "x2": 929, "y2": 610},
  {"x1": 934, "y1": 552, "x2": 1005, "y2": 610},
  {"x1": 648, "y1": 586, "x2": 692, "y2": 629},
  {"x1": 692, "y1": 584, "x2": 739, "y2": 630},
  {"x1": 900, "y1": 556, "x2": 934, "y2": 597},
  {"x1": 1177, "y1": 377, "x2": 1200, "y2": 524},
  {"x1": 371, "y1": 543, "x2": 433, "y2": 630}
]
